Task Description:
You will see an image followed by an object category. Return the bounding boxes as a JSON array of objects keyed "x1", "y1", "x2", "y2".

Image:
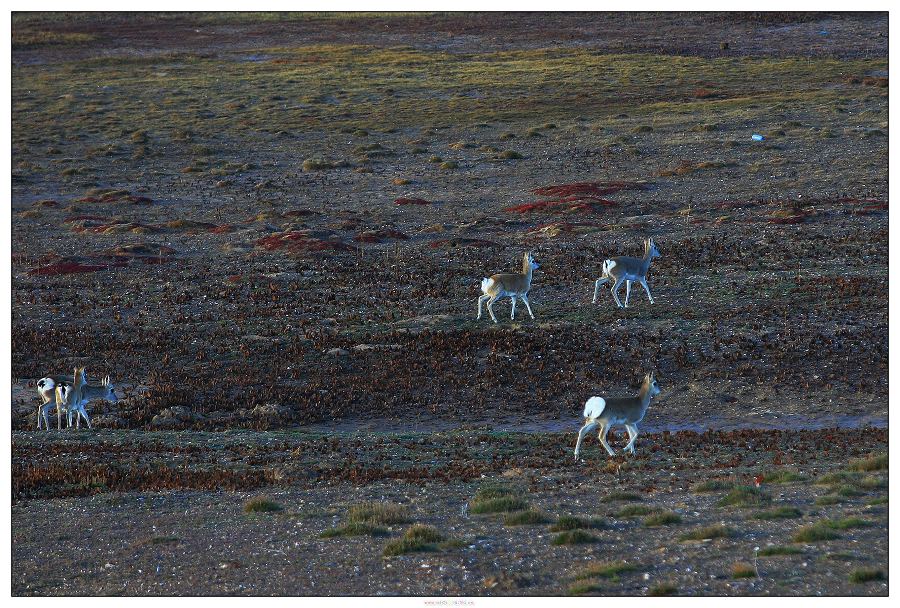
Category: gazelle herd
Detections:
[
  {"x1": 477, "y1": 237, "x2": 663, "y2": 459},
  {"x1": 31, "y1": 235, "x2": 661, "y2": 461}
]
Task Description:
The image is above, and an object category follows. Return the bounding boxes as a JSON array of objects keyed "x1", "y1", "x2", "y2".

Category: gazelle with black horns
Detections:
[{"x1": 477, "y1": 252, "x2": 539, "y2": 323}]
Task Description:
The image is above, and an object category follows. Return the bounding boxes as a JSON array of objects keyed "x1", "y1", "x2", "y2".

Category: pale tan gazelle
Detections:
[
  {"x1": 593, "y1": 237, "x2": 661, "y2": 308},
  {"x1": 477, "y1": 252, "x2": 539, "y2": 323},
  {"x1": 36, "y1": 375, "x2": 73, "y2": 430},
  {"x1": 574, "y1": 372, "x2": 661, "y2": 460},
  {"x1": 64, "y1": 370, "x2": 118, "y2": 429}
]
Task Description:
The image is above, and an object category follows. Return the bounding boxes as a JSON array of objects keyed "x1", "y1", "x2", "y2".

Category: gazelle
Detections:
[
  {"x1": 574, "y1": 372, "x2": 661, "y2": 460},
  {"x1": 477, "y1": 252, "x2": 539, "y2": 323},
  {"x1": 592, "y1": 237, "x2": 661, "y2": 308},
  {"x1": 64, "y1": 372, "x2": 118, "y2": 429},
  {"x1": 36, "y1": 375, "x2": 74, "y2": 430}
]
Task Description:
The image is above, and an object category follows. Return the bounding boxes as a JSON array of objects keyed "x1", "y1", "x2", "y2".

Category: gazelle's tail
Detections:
[
  {"x1": 583, "y1": 396, "x2": 607, "y2": 419},
  {"x1": 481, "y1": 277, "x2": 495, "y2": 294}
]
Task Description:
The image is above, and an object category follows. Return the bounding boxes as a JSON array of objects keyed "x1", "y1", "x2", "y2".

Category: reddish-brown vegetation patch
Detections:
[
  {"x1": 75, "y1": 190, "x2": 153, "y2": 204},
  {"x1": 395, "y1": 197, "x2": 432, "y2": 206},
  {"x1": 27, "y1": 259, "x2": 129, "y2": 276},
  {"x1": 506, "y1": 182, "x2": 646, "y2": 214}
]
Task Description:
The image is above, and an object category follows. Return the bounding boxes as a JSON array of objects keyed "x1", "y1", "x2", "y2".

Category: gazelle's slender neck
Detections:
[
  {"x1": 638, "y1": 382, "x2": 654, "y2": 416},
  {"x1": 522, "y1": 259, "x2": 533, "y2": 285},
  {"x1": 640, "y1": 247, "x2": 654, "y2": 275}
]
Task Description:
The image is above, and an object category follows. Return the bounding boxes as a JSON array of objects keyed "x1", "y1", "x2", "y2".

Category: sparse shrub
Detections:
[
  {"x1": 758, "y1": 545, "x2": 802, "y2": 556},
  {"x1": 320, "y1": 521, "x2": 389, "y2": 538},
  {"x1": 648, "y1": 583, "x2": 677, "y2": 596},
  {"x1": 692, "y1": 479, "x2": 734, "y2": 493},
  {"x1": 347, "y1": 502, "x2": 411, "y2": 525},
  {"x1": 691, "y1": 123, "x2": 719, "y2": 132},
  {"x1": 504, "y1": 509, "x2": 551, "y2": 526},
  {"x1": 499, "y1": 150, "x2": 523, "y2": 159},
  {"x1": 753, "y1": 506, "x2": 802, "y2": 520},
  {"x1": 732, "y1": 562, "x2": 756, "y2": 578},
  {"x1": 439, "y1": 161, "x2": 458, "y2": 170},
  {"x1": 815, "y1": 495, "x2": 843, "y2": 506},
  {"x1": 552, "y1": 529, "x2": 598, "y2": 545},
  {"x1": 631, "y1": 125, "x2": 653, "y2": 133},
  {"x1": 793, "y1": 522, "x2": 840, "y2": 543},
  {"x1": 550, "y1": 515, "x2": 605, "y2": 532},
  {"x1": 867, "y1": 497, "x2": 888, "y2": 506},
  {"x1": 469, "y1": 484, "x2": 528, "y2": 514},
  {"x1": 762, "y1": 469, "x2": 806, "y2": 484},
  {"x1": 679, "y1": 525, "x2": 734, "y2": 541},
  {"x1": 499, "y1": 132, "x2": 516, "y2": 139},
  {"x1": 428, "y1": 155, "x2": 443, "y2": 163},
  {"x1": 573, "y1": 561, "x2": 637, "y2": 581},
  {"x1": 849, "y1": 568, "x2": 885, "y2": 583},
  {"x1": 392, "y1": 178, "x2": 410, "y2": 185},
  {"x1": 848, "y1": 454, "x2": 887, "y2": 472},
  {"x1": 526, "y1": 127, "x2": 542, "y2": 137},
  {"x1": 382, "y1": 524, "x2": 445, "y2": 556},
  {"x1": 816, "y1": 471, "x2": 859, "y2": 485},
  {"x1": 302, "y1": 157, "x2": 346, "y2": 171},
  {"x1": 824, "y1": 517, "x2": 871, "y2": 530},
  {"x1": 567, "y1": 581, "x2": 602, "y2": 595},
  {"x1": 644, "y1": 512, "x2": 682, "y2": 527},
  {"x1": 718, "y1": 486, "x2": 772, "y2": 508},
  {"x1": 243, "y1": 496, "x2": 282, "y2": 514},
  {"x1": 830, "y1": 484, "x2": 864, "y2": 498}
]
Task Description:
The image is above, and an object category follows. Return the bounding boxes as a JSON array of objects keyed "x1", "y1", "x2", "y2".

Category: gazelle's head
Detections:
[
  {"x1": 644, "y1": 237, "x2": 661, "y2": 260},
  {"x1": 644, "y1": 372, "x2": 661, "y2": 398},
  {"x1": 524, "y1": 252, "x2": 539, "y2": 271},
  {"x1": 75, "y1": 366, "x2": 87, "y2": 384},
  {"x1": 100, "y1": 375, "x2": 119, "y2": 403}
]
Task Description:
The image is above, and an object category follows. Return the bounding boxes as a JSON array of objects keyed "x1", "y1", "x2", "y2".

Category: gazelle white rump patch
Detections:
[{"x1": 583, "y1": 396, "x2": 606, "y2": 419}]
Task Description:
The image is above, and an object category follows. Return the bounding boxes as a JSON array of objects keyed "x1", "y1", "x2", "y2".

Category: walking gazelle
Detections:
[
  {"x1": 574, "y1": 372, "x2": 661, "y2": 460},
  {"x1": 593, "y1": 237, "x2": 661, "y2": 308},
  {"x1": 477, "y1": 252, "x2": 539, "y2": 323}
]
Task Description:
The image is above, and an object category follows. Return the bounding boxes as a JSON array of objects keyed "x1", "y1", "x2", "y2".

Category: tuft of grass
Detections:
[
  {"x1": 849, "y1": 569, "x2": 885, "y2": 583},
  {"x1": 815, "y1": 495, "x2": 844, "y2": 506},
  {"x1": 631, "y1": 125, "x2": 653, "y2": 133},
  {"x1": 616, "y1": 504, "x2": 657, "y2": 518},
  {"x1": 552, "y1": 530, "x2": 598, "y2": 545},
  {"x1": 648, "y1": 583, "x2": 678, "y2": 596},
  {"x1": 691, "y1": 479, "x2": 735, "y2": 493},
  {"x1": 302, "y1": 157, "x2": 346, "y2": 171},
  {"x1": 867, "y1": 497, "x2": 888, "y2": 506},
  {"x1": 567, "y1": 581, "x2": 602, "y2": 595},
  {"x1": 793, "y1": 522, "x2": 841, "y2": 543},
  {"x1": 643, "y1": 512, "x2": 682, "y2": 527},
  {"x1": 753, "y1": 506, "x2": 803, "y2": 520},
  {"x1": 504, "y1": 509, "x2": 552, "y2": 526},
  {"x1": 439, "y1": 160, "x2": 458, "y2": 170},
  {"x1": 243, "y1": 496, "x2": 283, "y2": 514},
  {"x1": 469, "y1": 484, "x2": 528, "y2": 514},
  {"x1": 718, "y1": 486, "x2": 772, "y2": 508},
  {"x1": 679, "y1": 525, "x2": 734, "y2": 541},
  {"x1": 732, "y1": 562, "x2": 757, "y2": 579},
  {"x1": 758, "y1": 545, "x2": 802, "y2": 557},
  {"x1": 498, "y1": 150, "x2": 523, "y2": 159},
  {"x1": 347, "y1": 502, "x2": 411, "y2": 525},
  {"x1": 824, "y1": 517, "x2": 871, "y2": 530},
  {"x1": 830, "y1": 484, "x2": 864, "y2": 498},
  {"x1": 320, "y1": 521, "x2": 389, "y2": 538},
  {"x1": 573, "y1": 561, "x2": 637, "y2": 581},
  {"x1": 848, "y1": 454, "x2": 887, "y2": 472},
  {"x1": 382, "y1": 524, "x2": 444, "y2": 556},
  {"x1": 857, "y1": 475, "x2": 887, "y2": 490},
  {"x1": 816, "y1": 471, "x2": 859, "y2": 485},
  {"x1": 550, "y1": 515, "x2": 605, "y2": 532},
  {"x1": 601, "y1": 492, "x2": 641, "y2": 503},
  {"x1": 762, "y1": 469, "x2": 807, "y2": 484}
]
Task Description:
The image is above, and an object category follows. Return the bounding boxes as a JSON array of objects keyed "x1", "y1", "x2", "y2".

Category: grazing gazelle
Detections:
[
  {"x1": 592, "y1": 237, "x2": 661, "y2": 308},
  {"x1": 477, "y1": 252, "x2": 539, "y2": 323},
  {"x1": 574, "y1": 372, "x2": 661, "y2": 460},
  {"x1": 65, "y1": 372, "x2": 118, "y2": 429}
]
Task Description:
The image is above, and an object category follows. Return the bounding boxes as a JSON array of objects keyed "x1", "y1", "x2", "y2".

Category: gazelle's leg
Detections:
[
  {"x1": 624, "y1": 281, "x2": 632, "y2": 307},
  {"x1": 624, "y1": 424, "x2": 639, "y2": 454},
  {"x1": 598, "y1": 423, "x2": 616, "y2": 456},
  {"x1": 574, "y1": 419, "x2": 598, "y2": 460},
  {"x1": 82, "y1": 408, "x2": 92, "y2": 430},
  {"x1": 593, "y1": 278, "x2": 608, "y2": 304},
  {"x1": 640, "y1": 279, "x2": 654, "y2": 304},
  {"x1": 40, "y1": 403, "x2": 51, "y2": 430},
  {"x1": 611, "y1": 278, "x2": 625, "y2": 308},
  {"x1": 487, "y1": 295, "x2": 500, "y2": 323},
  {"x1": 477, "y1": 294, "x2": 490, "y2": 319},
  {"x1": 36, "y1": 405, "x2": 42, "y2": 430},
  {"x1": 521, "y1": 294, "x2": 534, "y2": 319},
  {"x1": 58, "y1": 406, "x2": 63, "y2": 430},
  {"x1": 510, "y1": 296, "x2": 516, "y2": 320}
]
